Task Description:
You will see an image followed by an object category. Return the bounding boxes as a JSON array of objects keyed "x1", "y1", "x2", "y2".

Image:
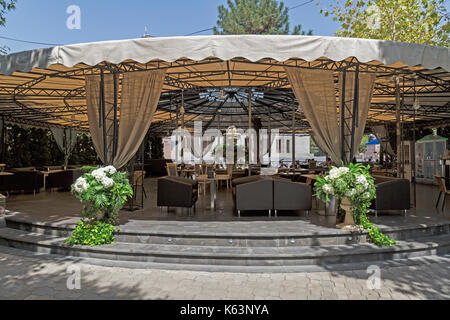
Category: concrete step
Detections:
[
  {"x1": 0, "y1": 227, "x2": 449, "y2": 268},
  {"x1": 5, "y1": 217, "x2": 450, "y2": 248}
]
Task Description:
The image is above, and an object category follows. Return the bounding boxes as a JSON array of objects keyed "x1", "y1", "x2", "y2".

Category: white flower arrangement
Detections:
[
  {"x1": 73, "y1": 166, "x2": 118, "y2": 196},
  {"x1": 71, "y1": 165, "x2": 134, "y2": 225},
  {"x1": 74, "y1": 177, "x2": 88, "y2": 193}
]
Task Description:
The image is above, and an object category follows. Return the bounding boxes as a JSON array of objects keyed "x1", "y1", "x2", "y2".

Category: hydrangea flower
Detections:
[
  {"x1": 74, "y1": 177, "x2": 88, "y2": 193},
  {"x1": 345, "y1": 188, "x2": 357, "y2": 197},
  {"x1": 104, "y1": 165, "x2": 117, "y2": 175},
  {"x1": 91, "y1": 168, "x2": 106, "y2": 181},
  {"x1": 356, "y1": 174, "x2": 367, "y2": 184},
  {"x1": 322, "y1": 184, "x2": 334, "y2": 194},
  {"x1": 101, "y1": 176, "x2": 114, "y2": 188}
]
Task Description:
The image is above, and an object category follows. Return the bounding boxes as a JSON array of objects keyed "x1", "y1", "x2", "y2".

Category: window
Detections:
[{"x1": 286, "y1": 140, "x2": 290, "y2": 153}]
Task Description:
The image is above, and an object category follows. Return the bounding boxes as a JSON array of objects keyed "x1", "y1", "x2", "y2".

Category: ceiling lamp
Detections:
[{"x1": 413, "y1": 97, "x2": 421, "y2": 111}]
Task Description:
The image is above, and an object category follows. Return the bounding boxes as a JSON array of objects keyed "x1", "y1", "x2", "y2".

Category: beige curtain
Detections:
[
  {"x1": 285, "y1": 68, "x2": 342, "y2": 164},
  {"x1": 372, "y1": 125, "x2": 395, "y2": 156},
  {"x1": 86, "y1": 69, "x2": 166, "y2": 168},
  {"x1": 50, "y1": 127, "x2": 78, "y2": 166},
  {"x1": 86, "y1": 74, "x2": 115, "y2": 164},
  {"x1": 285, "y1": 67, "x2": 375, "y2": 164}
]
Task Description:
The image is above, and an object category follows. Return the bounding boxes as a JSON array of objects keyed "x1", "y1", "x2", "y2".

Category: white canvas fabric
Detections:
[
  {"x1": 85, "y1": 69, "x2": 166, "y2": 168},
  {"x1": 0, "y1": 35, "x2": 448, "y2": 75}
]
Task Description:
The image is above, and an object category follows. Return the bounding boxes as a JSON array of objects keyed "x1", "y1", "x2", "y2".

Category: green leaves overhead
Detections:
[
  {"x1": 318, "y1": 0, "x2": 449, "y2": 47},
  {"x1": 214, "y1": 0, "x2": 313, "y2": 35}
]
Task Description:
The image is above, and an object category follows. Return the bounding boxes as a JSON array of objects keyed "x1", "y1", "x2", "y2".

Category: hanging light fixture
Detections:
[{"x1": 413, "y1": 97, "x2": 420, "y2": 111}]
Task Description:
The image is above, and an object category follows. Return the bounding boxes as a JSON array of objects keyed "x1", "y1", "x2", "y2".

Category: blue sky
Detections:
[
  {"x1": 0, "y1": 0, "x2": 342, "y2": 53},
  {"x1": 1, "y1": 0, "x2": 449, "y2": 53}
]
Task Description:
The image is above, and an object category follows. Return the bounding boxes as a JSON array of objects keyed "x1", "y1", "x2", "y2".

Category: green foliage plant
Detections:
[
  {"x1": 314, "y1": 163, "x2": 395, "y2": 246},
  {"x1": 71, "y1": 165, "x2": 133, "y2": 225},
  {"x1": 66, "y1": 220, "x2": 117, "y2": 246},
  {"x1": 318, "y1": 0, "x2": 449, "y2": 47}
]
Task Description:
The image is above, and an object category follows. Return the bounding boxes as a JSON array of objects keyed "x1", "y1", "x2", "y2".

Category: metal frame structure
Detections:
[{"x1": 0, "y1": 56, "x2": 448, "y2": 165}]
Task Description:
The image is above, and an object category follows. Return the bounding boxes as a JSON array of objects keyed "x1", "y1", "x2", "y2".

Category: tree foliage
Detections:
[
  {"x1": 0, "y1": 0, "x2": 17, "y2": 54},
  {"x1": 214, "y1": 0, "x2": 312, "y2": 35},
  {"x1": 3, "y1": 124, "x2": 100, "y2": 168},
  {"x1": 319, "y1": 0, "x2": 449, "y2": 47}
]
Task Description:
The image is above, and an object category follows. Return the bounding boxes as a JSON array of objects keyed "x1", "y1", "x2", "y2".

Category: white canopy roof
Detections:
[
  {"x1": 0, "y1": 35, "x2": 448, "y2": 132},
  {"x1": 0, "y1": 35, "x2": 449, "y2": 75}
]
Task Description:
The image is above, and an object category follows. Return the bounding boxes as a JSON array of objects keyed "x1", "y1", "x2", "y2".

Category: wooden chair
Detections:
[
  {"x1": 216, "y1": 164, "x2": 233, "y2": 189},
  {"x1": 435, "y1": 175, "x2": 450, "y2": 210},
  {"x1": 133, "y1": 170, "x2": 147, "y2": 199},
  {"x1": 196, "y1": 164, "x2": 211, "y2": 195},
  {"x1": 166, "y1": 163, "x2": 178, "y2": 177}
]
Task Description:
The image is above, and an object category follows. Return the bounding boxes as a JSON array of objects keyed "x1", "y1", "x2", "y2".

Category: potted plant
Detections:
[
  {"x1": 314, "y1": 163, "x2": 395, "y2": 246},
  {"x1": 67, "y1": 165, "x2": 133, "y2": 246}
]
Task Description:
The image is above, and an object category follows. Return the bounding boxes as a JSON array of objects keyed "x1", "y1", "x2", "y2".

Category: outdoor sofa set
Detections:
[
  {"x1": 156, "y1": 173, "x2": 411, "y2": 217},
  {"x1": 0, "y1": 166, "x2": 83, "y2": 194}
]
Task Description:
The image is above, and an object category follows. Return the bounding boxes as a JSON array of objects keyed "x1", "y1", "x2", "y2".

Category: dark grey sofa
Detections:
[
  {"x1": 371, "y1": 175, "x2": 410, "y2": 215},
  {"x1": 273, "y1": 178, "x2": 312, "y2": 216},
  {"x1": 157, "y1": 176, "x2": 198, "y2": 212},
  {"x1": 232, "y1": 175, "x2": 312, "y2": 217},
  {"x1": 233, "y1": 176, "x2": 273, "y2": 217}
]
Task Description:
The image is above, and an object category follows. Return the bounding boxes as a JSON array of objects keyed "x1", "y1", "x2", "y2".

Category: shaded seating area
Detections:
[
  {"x1": 0, "y1": 170, "x2": 44, "y2": 195},
  {"x1": 0, "y1": 34, "x2": 448, "y2": 226}
]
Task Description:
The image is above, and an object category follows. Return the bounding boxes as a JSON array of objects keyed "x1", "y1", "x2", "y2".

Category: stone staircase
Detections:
[{"x1": 0, "y1": 215, "x2": 449, "y2": 271}]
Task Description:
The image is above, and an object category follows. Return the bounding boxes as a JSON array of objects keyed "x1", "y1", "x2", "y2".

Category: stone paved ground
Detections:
[{"x1": 0, "y1": 247, "x2": 449, "y2": 300}]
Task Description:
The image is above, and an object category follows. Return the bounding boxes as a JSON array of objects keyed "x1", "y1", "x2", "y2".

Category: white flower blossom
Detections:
[
  {"x1": 101, "y1": 176, "x2": 114, "y2": 188},
  {"x1": 356, "y1": 175, "x2": 367, "y2": 184},
  {"x1": 91, "y1": 168, "x2": 106, "y2": 181},
  {"x1": 364, "y1": 192, "x2": 371, "y2": 199},
  {"x1": 104, "y1": 165, "x2": 117, "y2": 175},
  {"x1": 322, "y1": 184, "x2": 334, "y2": 195},
  {"x1": 345, "y1": 188, "x2": 357, "y2": 197},
  {"x1": 364, "y1": 182, "x2": 369, "y2": 190},
  {"x1": 74, "y1": 177, "x2": 88, "y2": 193},
  {"x1": 328, "y1": 167, "x2": 350, "y2": 180}
]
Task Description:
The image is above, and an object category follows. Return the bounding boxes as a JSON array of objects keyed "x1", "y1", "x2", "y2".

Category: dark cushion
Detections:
[
  {"x1": 273, "y1": 180, "x2": 312, "y2": 211},
  {"x1": 235, "y1": 178, "x2": 273, "y2": 211}
]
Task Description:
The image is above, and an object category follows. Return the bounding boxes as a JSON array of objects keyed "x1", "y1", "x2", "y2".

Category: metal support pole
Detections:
[
  {"x1": 112, "y1": 72, "x2": 118, "y2": 161},
  {"x1": 0, "y1": 116, "x2": 4, "y2": 164},
  {"x1": 349, "y1": 65, "x2": 359, "y2": 163},
  {"x1": 100, "y1": 69, "x2": 108, "y2": 165},
  {"x1": 412, "y1": 77, "x2": 417, "y2": 208},
  {"x1": 248, "y1": 88, "x2": 252, "y2": 176},
  {"x1": 175, "y1": 101, "x2": 179, "y2": 164},
  {"x1": 268, "y1": 109, "x2": 271, "y2": 162},
  {"x1": 292, "y1": 104, "x2": 296, "y2": 168},
  {"x1": 394, "y1": 75, "x2": 402, "y2": 178},
  {"x1": 340, "y1": 70, "x2": 346, "y2": 164}
]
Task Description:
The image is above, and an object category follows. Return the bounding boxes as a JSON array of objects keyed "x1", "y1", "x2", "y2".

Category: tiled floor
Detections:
[{"x1": 3, "y1": 178, "x2": 449, "y2": 233}]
